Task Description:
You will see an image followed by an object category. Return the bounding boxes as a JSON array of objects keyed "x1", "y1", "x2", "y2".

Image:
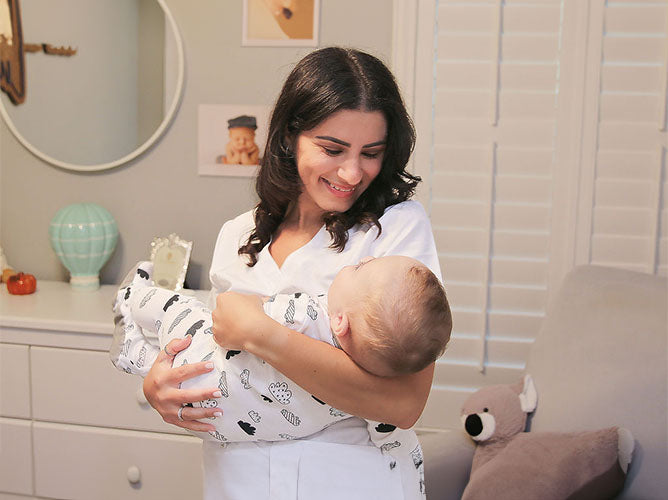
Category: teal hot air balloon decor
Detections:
[{"x1": 49, "y1": 203, "x2": 118, "y2": 291}]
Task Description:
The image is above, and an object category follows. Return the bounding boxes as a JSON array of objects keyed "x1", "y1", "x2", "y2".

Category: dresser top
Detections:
[
  {"x1": 0, "y1": 281, "x2": 208, "y2": 335},
  {"x1": 0, "y1": 281, "x2": 119, "y2": 334}
]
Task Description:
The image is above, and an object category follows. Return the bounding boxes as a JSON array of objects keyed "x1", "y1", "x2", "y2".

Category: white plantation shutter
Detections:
[
  {"x1": 577, "y1": 1, "x2": 668, "y2": 275},
  {"x1": 405, "y1": 0, "x2": 668, "y2": 430},
  {"x1": 411, "y1": 0, "x2": 564, "y2": 429}
]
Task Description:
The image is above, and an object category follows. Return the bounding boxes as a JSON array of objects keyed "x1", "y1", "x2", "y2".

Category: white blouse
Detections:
[{"x1": 204, "y1": 200, "x2": 441, "y2": 500}]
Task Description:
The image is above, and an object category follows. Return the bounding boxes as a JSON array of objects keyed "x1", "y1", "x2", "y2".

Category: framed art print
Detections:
[
  {"x1": 242, "y1": 0, "x2": 319, "y2": 47},
  {"x1": 198, "y1": 103, "x2": 271, "y2": 177}
]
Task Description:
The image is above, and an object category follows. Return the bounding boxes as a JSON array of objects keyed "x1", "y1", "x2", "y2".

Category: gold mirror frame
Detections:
[{"x1": 0, "y1": 0, "x2": 26, "y2": 104}]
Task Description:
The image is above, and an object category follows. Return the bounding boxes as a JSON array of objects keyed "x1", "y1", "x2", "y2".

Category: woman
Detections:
[{"x1": 143, "y1": 47, "x2": 441, "y2": 499}]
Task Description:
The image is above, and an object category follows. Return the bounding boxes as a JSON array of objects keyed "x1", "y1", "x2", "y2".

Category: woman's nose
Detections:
[{"x1": 338, "y1": 158, "x2": 363, "y2": 185}]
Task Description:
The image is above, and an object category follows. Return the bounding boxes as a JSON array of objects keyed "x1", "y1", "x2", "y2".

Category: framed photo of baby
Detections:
[
  {"x1": 198, "y1": 104, "x2": 271, "y2": 177},
  {"x1": 242, "y1": 0, "x2": 320, "y2": 47}
]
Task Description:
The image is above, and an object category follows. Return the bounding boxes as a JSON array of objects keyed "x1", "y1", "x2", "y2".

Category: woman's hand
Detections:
[
  {"x1": 142, "y1": 337, "x2": 221, "y2": 432},
  {"x1": 212, "y1": 291, "x2": 269, "y2": 351}
]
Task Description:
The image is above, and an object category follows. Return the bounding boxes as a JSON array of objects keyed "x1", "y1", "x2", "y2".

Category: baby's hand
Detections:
[
  {"x1": 225, "y1": 143, "x2": 242, "y2": 164},
  {"x1": 212, "y1": 291, "x2": 267, "y2": 351}
]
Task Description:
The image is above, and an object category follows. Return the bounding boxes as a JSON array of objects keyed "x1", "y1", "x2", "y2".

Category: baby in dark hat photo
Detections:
[{"x1": 219, "y1": 114, "x2": 261, "y2": 165}]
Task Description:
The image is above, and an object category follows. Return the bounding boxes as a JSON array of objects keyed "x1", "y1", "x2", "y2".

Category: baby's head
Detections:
[
  {"x1": 328, "y1": 255, "x2": 452, "y2": 377},
  {"x1": 227, "y1": 115, "x2": 257, "y2": 152}
]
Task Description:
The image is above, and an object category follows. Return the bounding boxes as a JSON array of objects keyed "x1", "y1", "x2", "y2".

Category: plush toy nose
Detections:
[{"x1": 465, "y1": 414, "x2": 483, "y2": 437}]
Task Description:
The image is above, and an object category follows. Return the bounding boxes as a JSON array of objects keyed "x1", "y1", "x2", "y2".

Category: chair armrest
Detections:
[{"x1": 420, "y1": 429, "x2": 474, "y2": 500}]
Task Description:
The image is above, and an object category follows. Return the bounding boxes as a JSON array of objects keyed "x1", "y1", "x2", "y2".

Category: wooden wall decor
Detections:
[
  {"x1": 24, "y1": 43, "x2": 77, "y2": 56},
  {"x1": 0, "y1": 0, "x2": 77, "y2": 106},
  {"x1": 0, "y1": 0, "x2": 25, "y2": 104}
]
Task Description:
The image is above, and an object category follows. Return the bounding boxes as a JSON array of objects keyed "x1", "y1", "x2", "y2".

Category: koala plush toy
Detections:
[{"x1": 460, "y1": 375, "x2": 634, "y2": 500}]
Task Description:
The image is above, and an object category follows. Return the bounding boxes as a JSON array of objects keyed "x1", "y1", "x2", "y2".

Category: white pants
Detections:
[{"x1": 202, "y1": 419, "x2": 423, "y2": 500}]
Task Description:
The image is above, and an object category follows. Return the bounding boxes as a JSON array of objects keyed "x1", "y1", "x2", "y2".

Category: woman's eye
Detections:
[
  {"x1": 323, "y1": 147, "x2": 342, "y2": 156},
  {"x1": 362, "y1": 151, "x2": 382, "y2": 159}
]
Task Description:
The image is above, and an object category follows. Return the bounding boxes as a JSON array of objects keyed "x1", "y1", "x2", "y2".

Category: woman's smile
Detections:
[{"x1": 321, "y1": 177, "x2": 357, "y2": 196}]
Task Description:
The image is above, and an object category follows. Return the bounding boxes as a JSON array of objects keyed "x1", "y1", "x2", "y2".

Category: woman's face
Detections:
[{"x1": 294, "y1": 109, "x2": 387, "y2": 217}]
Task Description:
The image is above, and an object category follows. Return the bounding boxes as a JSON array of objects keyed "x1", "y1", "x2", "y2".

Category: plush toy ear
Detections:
[{"x1": 518, "y1": 374, "x2": 538, "y2": 413}]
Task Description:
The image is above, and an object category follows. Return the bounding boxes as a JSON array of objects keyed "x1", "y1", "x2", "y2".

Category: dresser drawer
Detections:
[
  {"x1": 0, "y1": 344, "x2": 30, "y2": 418},
  {"x1": 31, "y1": 346, "x2": 185, "y2": 434},
  {"x1": 33, "y1": 422, "x2": 202, "y2": 500},
  {"x1": 0, "y1": 418, "x2": 33, "y2": 496}
]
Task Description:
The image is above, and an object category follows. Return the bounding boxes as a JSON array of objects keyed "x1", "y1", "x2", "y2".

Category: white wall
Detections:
[{"x1": 0, "y1": 0, "x2": 393, "y2": 289}]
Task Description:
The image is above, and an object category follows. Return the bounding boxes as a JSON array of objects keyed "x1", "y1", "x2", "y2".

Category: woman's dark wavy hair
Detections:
[{"x1": 239, "y1": 47, "x2": 419, "y2": 266}]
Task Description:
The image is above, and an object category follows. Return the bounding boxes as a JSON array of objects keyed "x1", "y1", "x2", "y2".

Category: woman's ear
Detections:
[{"x1": 330, "y1": 312, "x2": 351, "y2": 339}]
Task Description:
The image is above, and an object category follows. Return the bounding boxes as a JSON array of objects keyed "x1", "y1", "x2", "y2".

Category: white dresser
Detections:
[{"x1": 0, "y1": 281, "x2": 204, "y2": 500}]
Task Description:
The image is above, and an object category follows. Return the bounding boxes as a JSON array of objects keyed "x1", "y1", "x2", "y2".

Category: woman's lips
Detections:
[{"x1": 321, "y1": 178, "x2": 357, "y2": 197}]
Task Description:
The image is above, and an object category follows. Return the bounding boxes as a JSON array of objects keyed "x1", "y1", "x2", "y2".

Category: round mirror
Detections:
[{"x1": 0, "y1": 0, "x2": 184, "y2": 172}]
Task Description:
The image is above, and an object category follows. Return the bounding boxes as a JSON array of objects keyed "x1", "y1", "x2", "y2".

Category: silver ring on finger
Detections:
[
  {"x1": 164, "y1": 345, "x2": 175, "y2": 357},
  {"x1": 177, "y1": 406, "x2": 185, "y2": 422}
]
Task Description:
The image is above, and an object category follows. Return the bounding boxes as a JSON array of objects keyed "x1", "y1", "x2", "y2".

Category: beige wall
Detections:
[{"x1": 0, "y1": 0, "x2": 393, "y2": 289}]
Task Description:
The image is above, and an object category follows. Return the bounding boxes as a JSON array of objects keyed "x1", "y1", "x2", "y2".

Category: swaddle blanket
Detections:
[
  {"x1": 111, "y1": 262, "x2": 355, "y2": 443},
  {"x1": 110, "y1": 262, "x2": 419, "y2": 458}
]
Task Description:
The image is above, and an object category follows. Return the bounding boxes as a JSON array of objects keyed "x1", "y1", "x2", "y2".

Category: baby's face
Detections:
[{"x1": 229, "y1": 127, "x2": 256, "y2": 152}]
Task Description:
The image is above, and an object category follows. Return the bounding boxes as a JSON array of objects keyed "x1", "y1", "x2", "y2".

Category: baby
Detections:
[
  {"x1": 218, "y1": 115, "x2": 260, "y2": 165},
  {"x1": 111, "y1": 255, "x2": 451, "y2": 453}
]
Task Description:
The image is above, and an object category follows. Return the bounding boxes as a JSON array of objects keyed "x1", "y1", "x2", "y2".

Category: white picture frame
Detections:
[
  {"x1": 198, "y1": 103, "x2": 271, "y2": 177},
  {"x1": 149, "y1": 233, "x2": 192, "y2": 291},
  {"x1": 242, "y1": 0, "x2": 320, "y2": 47}
]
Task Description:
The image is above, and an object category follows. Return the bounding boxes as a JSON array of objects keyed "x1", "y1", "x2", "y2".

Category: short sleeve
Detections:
[
  {"x1": 206, "y1": 211, "x2": 255, "y2": 307},
  {"x1": 370, "y1": 201, "x2": 442, "y2": 282}
]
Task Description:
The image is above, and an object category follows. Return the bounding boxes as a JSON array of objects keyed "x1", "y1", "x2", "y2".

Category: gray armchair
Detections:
[{"x1": 420, "y1": 265, "x2": 668, "y2": 499}]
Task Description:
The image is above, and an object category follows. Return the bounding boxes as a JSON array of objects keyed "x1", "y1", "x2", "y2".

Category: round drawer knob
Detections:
[
  {"x1": 127, "y1": 465, "x2": 142, "y2": 484},
  {"x1": 136, "y1": 385, "x2": 148, "y2": 406}
]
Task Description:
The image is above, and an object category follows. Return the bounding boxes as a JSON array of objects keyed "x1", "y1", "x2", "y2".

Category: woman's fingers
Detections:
[
  {"x1": 160, "y1": 386, "x2": 222, "y2": 431},
  {"x1": 175, "y1": 417, "x2": 219, "y2": 433},
  {"x1": 161, "y1": 336, "x2": 192, "y2": 359},
  {"x1": 163, "y1": 400, "x2": 219, "y2": 432},
  {"x1": 179, "y1": 406, "x2": 222, "y2": 421},
  {"x1": 151, "y1": 384, "x2": 221, "y2": 431},
  {"x1": 169, "y1": 360, "x2": 216, "y2": 386},
  {"x1": 143, "y1": 338, "x2": 221, "y2": 431},
  {"x1": 177, "y1": 385, "x2": 224, "y2": 406}
]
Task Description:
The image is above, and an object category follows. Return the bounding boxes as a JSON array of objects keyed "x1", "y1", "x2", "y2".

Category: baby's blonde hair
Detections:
[{"x1": 360, "y1": 264, "x2": 452, "y2": 376}]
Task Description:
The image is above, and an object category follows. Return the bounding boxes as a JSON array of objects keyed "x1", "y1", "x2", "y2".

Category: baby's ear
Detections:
[{"x1": 330, "y1": 312, "x2": 350, "y2": 339}]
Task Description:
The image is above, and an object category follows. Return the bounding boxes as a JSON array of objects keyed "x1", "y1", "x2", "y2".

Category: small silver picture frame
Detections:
[{"x1": 149, "y1": 233, "x2": 192, "y2": 291}]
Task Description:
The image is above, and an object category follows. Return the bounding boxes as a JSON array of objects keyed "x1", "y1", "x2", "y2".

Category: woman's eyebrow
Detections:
[
  {"x1": 361, "y1": 140, "x2": 386, "y2": 148},
  {"x1": 315, "y1": 136, "x2": 386, "y2": 148},
  {"x1": 315, "y1": 136, "x2": 350, "y2": 146}
]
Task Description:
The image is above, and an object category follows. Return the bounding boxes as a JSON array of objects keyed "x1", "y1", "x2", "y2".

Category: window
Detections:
[{"x1": 405, "y1": 0, "x2": 667, "y2": 429}]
